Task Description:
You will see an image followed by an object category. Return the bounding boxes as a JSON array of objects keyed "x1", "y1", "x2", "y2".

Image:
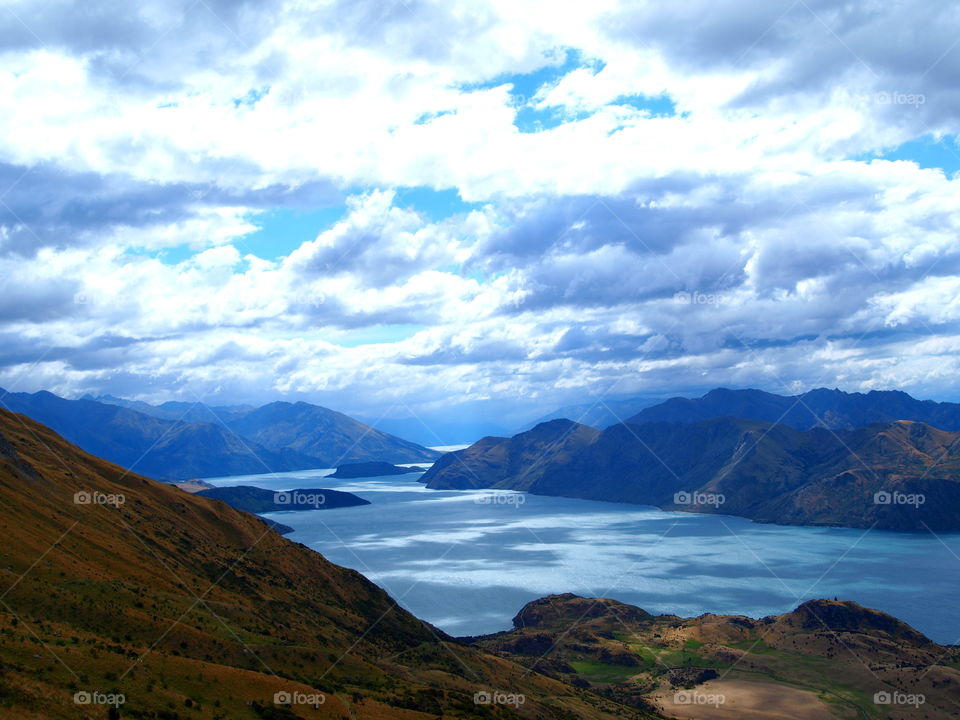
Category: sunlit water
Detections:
[{"x1": 203, "y1": 468, "x2": 960, "y2": 643}]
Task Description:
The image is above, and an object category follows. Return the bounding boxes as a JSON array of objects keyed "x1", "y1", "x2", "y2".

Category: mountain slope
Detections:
[
  {"x1": 626, "y1": 386, "x2": 960, "y2": 430},
  {"x1": 0, "y1": 408, "x2": 644, "y2": 720},
  {"x1": 421, "y1": 417, "x2": 960, "y2": 530}
]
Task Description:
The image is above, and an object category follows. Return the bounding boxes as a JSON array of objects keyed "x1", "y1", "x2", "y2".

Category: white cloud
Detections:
[{"x1": 1, "y1": 0, "x2": 960, "y2": 420}]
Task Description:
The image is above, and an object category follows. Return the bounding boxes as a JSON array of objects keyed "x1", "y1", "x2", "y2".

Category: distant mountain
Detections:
[
  {"x1": 627, "y1": 386, "x2": 960, "y2": 430},
  {"x1": 0, "y1": 389, "x2": 297, "y2": 480},
  {"x1": 87, "y1": 393, "x2": 253, "y2": 424},
  {"x1": 422, "y1": 417, "x2": 960, "y2": 530},
  {"x1": 0, "y1": 409, "x2": 632, "y2": 719},
  {"x1": 195, "y1": 485, "x2": 371, "y2": 512},
  {"x1": 227, "y1": 401, "x2": 440, "y2": 466},
  {"x1": 362, "y1": 414, "x2": 513, "y2": 446},
  {"x1": 0, "y1": 389, "x2": 438, "y2": 481},
  {"x1": 517, "y1": 395, "x2": 661, "y2": 431},
  {"x1": 328, "y1": 461, "x2": 425, "y2": 478}
]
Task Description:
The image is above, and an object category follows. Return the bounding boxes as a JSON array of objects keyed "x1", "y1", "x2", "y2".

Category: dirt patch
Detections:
[{"x1": 651, "y1": 678, "x2": 843, "y2": 719}]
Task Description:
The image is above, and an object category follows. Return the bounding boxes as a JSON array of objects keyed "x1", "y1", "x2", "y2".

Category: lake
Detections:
[{"x1": 203, "y1": 467, "x2": 960, "y2": 643}]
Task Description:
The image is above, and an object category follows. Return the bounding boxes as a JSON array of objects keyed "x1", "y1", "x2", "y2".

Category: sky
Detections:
[{"x1": 1, "y1": 0, "x2": 960, "y2": 428}]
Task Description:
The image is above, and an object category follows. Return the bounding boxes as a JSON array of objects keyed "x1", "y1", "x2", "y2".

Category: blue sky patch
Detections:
[
  {"x1": 613, "y1": 94, "x2": 678, "y2": 117},
  {"x1": 392, "y1": 186, "x2": 480, "y2": 221},
  {"x1": 858, "y1": 134, "x2": 960, "y2": 176},
  {"x1": 331, "y1": 324, "x2": 427, "y2": 347},
  {"x1": 237, "y1": 206, "x2": 347, "y2": 260},
  {"x1": 232, "y1": 86, "x2": 270, "y2": 108},
  {"x1": 149, "y1": 244, "x2": 197, "y2": 265}
]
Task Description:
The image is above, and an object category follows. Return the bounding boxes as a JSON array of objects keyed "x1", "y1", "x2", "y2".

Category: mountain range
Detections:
[
  {"x1": 0, "y1": 389, "x2": 438, "y2": 481},
  {"x1": 518, "y1": 395, "x2": 661, "y2": 432},
  {"x1": 625, "y1": 386, "x2": 960, "y2": 430},
  {"x1": 85, "y1": 393, "x2": 255, "y2": 424},
  {"x1": 527, "y1": 386, "x2": 960, "y2": 431},
  {"x1": 422, "y1": 415, "x2": 960, "y2": 531}
]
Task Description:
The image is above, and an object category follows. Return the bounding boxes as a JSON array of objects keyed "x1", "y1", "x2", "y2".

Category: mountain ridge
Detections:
[
  {"x1": 626, "y1": 386, "x2": 960, "y2": 430},
  {"x1": 0, "y1": 388, "x2": 438, "y2": 481}
]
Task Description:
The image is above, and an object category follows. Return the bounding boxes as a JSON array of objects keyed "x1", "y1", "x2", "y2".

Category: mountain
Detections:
[
  {"x1": 0, "y1": 389, "x2": 438, "y2": 481},
  {"x1": 87, "y1": 394, "x2": 254, "y2": 424},
  {"x1": 362, "y1": 415, "x2": 512, "y2": 446},
  {"x1": 0, "y1": 388, "x2": 315, "y2": 481},
  {"x1": 421, "y1": 417, "x2": 960, "y2": 530},
  {"x1": 422, "y1": 419, "x2": 600, "y2": 490},
  {"x1": 470, "y1": 593, "x2": 960, "y2": 719},
  {"x1": 328, "y1": 461, "x2": 424, "y2": 478},
  {"x1": 626, "y1": 386, "x2": 960, "y2": 430},
  {"x1": 517, "y1": 395, "x2": 661, "y2": 432},
  {"x1": 195, "y1": 485, "x2": 372, "y2": 513},
  {"x1": 227, "y1": 401, "x2": 440, "y2": 466},
  {"x1": 0, "y1": 408, "x2": 643, "y2": 719}
]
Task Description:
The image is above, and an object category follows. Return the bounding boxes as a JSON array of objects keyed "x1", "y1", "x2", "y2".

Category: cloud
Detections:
[{"x1": 1, "y1": 0, "x2": 960, "y2": 423}]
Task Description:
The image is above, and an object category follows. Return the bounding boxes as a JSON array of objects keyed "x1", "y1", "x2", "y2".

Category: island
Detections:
[
  {"x1": 195, "y1": 485, "x2": 371, "y2": 514},
  {"x1": 328, "y1": 461, "x2": 426, "y2": 478}
]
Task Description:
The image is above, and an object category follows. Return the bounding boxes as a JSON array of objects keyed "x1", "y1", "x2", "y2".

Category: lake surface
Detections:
[{"x1": 204, "y1": 468, "x2": 960, "y2": 643}]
